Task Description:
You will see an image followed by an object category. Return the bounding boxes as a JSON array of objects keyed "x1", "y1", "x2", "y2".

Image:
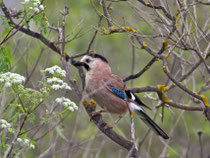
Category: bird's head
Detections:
[{"x1": 73, "y1": 53, "x2": 109, "y2": 72}]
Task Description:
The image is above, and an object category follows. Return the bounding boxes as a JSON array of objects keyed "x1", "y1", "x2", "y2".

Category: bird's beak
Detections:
[
  {"x1": 71, "y1": 59, "x2": 90, "y2": 71},
  {"x1": 71, "y1": 60, "x2": 84, "y2": 67}
]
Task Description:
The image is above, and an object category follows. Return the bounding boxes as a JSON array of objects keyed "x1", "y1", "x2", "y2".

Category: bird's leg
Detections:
[
  {"x1": 104, "y1": 114, "x2": 123, "y2": 129},
  {"x1": 90, "y1": 110, "x2": 106, "y2": 120}
]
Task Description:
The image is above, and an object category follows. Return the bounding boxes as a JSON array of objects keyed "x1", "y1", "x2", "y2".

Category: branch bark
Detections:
[{"x1": 84, "y1": 101, "x2": 137, "y2": 156}]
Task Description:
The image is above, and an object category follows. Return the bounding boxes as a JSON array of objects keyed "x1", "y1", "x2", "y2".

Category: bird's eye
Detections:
[{"x1": 86, "y1": 58, "x2": 90, "y2": 63}]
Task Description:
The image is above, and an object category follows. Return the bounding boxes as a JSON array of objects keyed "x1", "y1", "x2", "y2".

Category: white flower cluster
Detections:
[
  {"x1": 47, "y1": 77, "x2": 71, "y2": 91},
  {"x1": 0, "y1": 72, "x2": 25, "y2": 87},
  {"x1": 44, "y1": 65, "x2": 66, "y2": 77},
  {"x1": 0, "y1": 119, "x2": 11, "y2": 129},
  {"x1": 17, "y1": 138, "x2": 35, "y2": 149},
  {"x1": 42, "y1": 66, "x2": 71, "y2": 91},
  {"x1": 47, "y1": 77, "x2": 63, "y2": 84},
  {"x1": 51, "y1": 83, "x2": 71, "y2": 90},
  {"x1": 24, "y1": 0, "x2": 44, "y2": 13},
  {"x1": 55, "y1": 97, "x2": 78, "y2": 112}
]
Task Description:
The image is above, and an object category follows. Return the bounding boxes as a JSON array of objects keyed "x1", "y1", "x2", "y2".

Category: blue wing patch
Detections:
[
  {"x1": 109, "y1": 87, "x2": 151, "y2": 110},
  {"x1": 110, "y1": 87, "x2": 127, "y2": 99}
]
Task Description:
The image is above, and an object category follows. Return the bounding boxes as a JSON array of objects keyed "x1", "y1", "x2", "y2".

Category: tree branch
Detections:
[
  {"x1": 83, "y1": 101, "x2": 137, "y2": 156},
  {"x1": 101, "y1": 0, "x2": 113, "y2": 28}
]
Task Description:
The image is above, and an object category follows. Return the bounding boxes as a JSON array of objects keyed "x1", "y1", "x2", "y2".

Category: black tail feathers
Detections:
[{"x1": 135, "y1": 110, "x2": 169, "y2": 139}]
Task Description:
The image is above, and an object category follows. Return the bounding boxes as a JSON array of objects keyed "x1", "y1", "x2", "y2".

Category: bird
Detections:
[{"x1": 72, "y1": 53, "x2": 169, "y2": 139}]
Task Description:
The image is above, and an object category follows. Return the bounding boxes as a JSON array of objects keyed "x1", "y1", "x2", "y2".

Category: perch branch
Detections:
[{"x1": 83, "y1": 100, "x2": 138, "y2": 157}]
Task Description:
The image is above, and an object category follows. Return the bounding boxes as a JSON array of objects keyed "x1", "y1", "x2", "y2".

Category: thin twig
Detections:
[
  {"x1": 101, "y1": 0, "x2": 113, "y2": 27},
  {"x1": 197, "y1": 131, "x2": 203, "y2": 158}
]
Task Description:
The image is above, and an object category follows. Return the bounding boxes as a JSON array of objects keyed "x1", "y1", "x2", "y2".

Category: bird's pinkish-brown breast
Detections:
[{"x1": 85, "y1": 69, "x2": 128, "y2": 114}]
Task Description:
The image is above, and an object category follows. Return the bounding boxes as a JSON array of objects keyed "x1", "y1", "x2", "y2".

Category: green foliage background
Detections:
[{"x1": 0, "y1": 0, "x2": 209, "y2": 158}]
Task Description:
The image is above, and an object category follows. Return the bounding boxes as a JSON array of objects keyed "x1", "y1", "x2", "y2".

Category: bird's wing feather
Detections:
[
  {"x1": 126, "y1": 90, "x2": 151, "y2": 110},
  {"x1": 103, "y1": 74, "x2": 126, "y2": 99},
  {"x1": 109, "y1": 87, "x2": 126, "y2": 99},
  {"x1": 103, "y1": 74, "x2": 151, "y2": 109}
]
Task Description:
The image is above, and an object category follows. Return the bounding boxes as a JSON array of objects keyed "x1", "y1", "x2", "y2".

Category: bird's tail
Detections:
[{"x1": 129, "y1": 103, "x2": 169, "y2": 139}]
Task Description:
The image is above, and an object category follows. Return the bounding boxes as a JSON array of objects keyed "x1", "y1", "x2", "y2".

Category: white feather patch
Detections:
[
  {"x1": 130, "y1": 92, "x2": 136, "y2": 101},
  {"x1": 129, "y1": 102, "x2": 145, "y2": 112}
]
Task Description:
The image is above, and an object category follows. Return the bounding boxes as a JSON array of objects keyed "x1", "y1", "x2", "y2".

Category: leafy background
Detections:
[{"x1": 0, "y1": 0, "x2": 210, "y2": 157}]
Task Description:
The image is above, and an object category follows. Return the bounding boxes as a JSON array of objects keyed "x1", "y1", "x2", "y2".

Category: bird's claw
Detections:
[{"x1": 104, "y1": 124, "x2": 113, "y2": 130}]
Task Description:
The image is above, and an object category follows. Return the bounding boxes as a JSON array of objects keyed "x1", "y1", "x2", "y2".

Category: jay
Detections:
[{"x1": 73, "y1": 53, "x2": 169, "y2": 139}]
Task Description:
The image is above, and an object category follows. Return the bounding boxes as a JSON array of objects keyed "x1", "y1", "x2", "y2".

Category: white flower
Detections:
[
  {"x1": 68, "y1": 106, "x2": 74, "y2": 112},
  {"x1": 33, "y1": 7, "x2": 39, "y2": 13},
  {"x1": 17, "y1": 136, "x2": 35, "y2": 149},
  {"x1": 24, "y1": 138, "x2": 30, "y2": 145},
  {"x1": 61, "y1": 82, "x2": 72, "y2": 90},
  {"x1": 71, "y1": 102, "x2": 78, "y2": 110},
  {"x1": 5, "y1": 82, "x2": 11, "y2": 87},
  {"x1": 0, "y1": 119, "x2": 7, "y2": 124},
  {"x1": 25, "y1": 0, "x2": 30, "y2": 2},
  {"x1": 39, "y1": 5, "x2": 44, "y2": 10},
  {"x1": 47, "y1": 77, "x2": 63, "y2": 84},
  {"x1": 51, "y1": 84, "x2": 61, "y2": 90},
  {"x1": 0, "y1": 72, "x2": 25, "y2": 86},
  {"x1": 55, "y1": 98, "x2": 62, "y2": 104},
  {"x1": 1, "y1": 124, "x2": 7, "y2": 128},
  {"x1": 55, "y1": 97, "x2": 78, "y2": 112},
  {"x1": 0, "y1": 119, "x2": 11, "y2": 129},
  {"x1": 65, "y1": 86, "x2": 72, "y2": 90},
  {"x1": 51, "y1": 82, "x2": 71, "y2": 91},
  {"x1": 63, "y1": 102, "x2": 69, "y2": 107},
  {"x1": 44, "y1": 65, "x2": 66, "y2": 77},
  {"x1": 60, "y1": 71, "x2": 66, "y2": 77},
  {"x1": 29, "y1": 144, "x2": 35, "y2": 149},
  {"x1": 74, "y1": 106, "x2": 78, "y2": 110},
  {"x1": 56, "y1": 97, "x2": 67, "y2": 104},
  {"x1": 33, "y1": 2, "x2": 38, "y2": 6},
  {"x1": 6, "y1": 122, "x2": 11, "y2": 128},
  {"x1": 17, "y1": 138, "x2": 23, "y2": 143},
  {"x1": 4, "y1": 82, "x2": 11, "y2": 87}
]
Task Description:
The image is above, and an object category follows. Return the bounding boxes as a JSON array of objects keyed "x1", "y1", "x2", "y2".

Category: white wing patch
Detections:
[
  {"x1": 129, "y1": 102, "x2": 145, "y2": 112},
  {"x1": 130, "y1": 92, "x2": 136, "y2": 101}
]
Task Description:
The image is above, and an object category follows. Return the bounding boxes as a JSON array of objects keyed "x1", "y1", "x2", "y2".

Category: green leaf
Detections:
[
  {"x1": 10, "y1": 103, "x2": 22, "y2": 108},
  {"x1": 43, "y1": 26, "x2": 48, "y2": 34},
  {"x1": 33, "y1": 14, "x2": 42, "y2": 25},
  {"x1": 11, "y1": 103, "x2": 25, "y2": 113},
  {"x1": 30, "y1": 140, "x2": 37, "y2": 145},
  {"x1": 28, "y1": 113, "x2": 35, "y2": 123},
  {"x1": 0, "y1": 142, "x2": 9, "y2": 153},
  {"x1": 0, "y1": 15, "x2": 6, "y2": 22},
  {"x1": 19, "y1": 130, "x2": 27, "y2": 138},
  {"x1": 3, "y1": 26, "x2": 12, "y2": 35},
  {"x1": 25, "y1": 13, "x2": 32, "y2": 22},
  {"x1": 40, "y1": 117, "x2": 50, "y2": 124},
  {"x1": 14, "y1": 149, "x2": 23, "y2": 156},
  {"x1": 8, "y1": 128, "x2": 14, "y2": 133},
  {"x1": 10, "y1": 113, "x2": 19, "y2": 123},
  {"x1": 0, "y1": 46, "x2": 12, "y2": 72}
]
